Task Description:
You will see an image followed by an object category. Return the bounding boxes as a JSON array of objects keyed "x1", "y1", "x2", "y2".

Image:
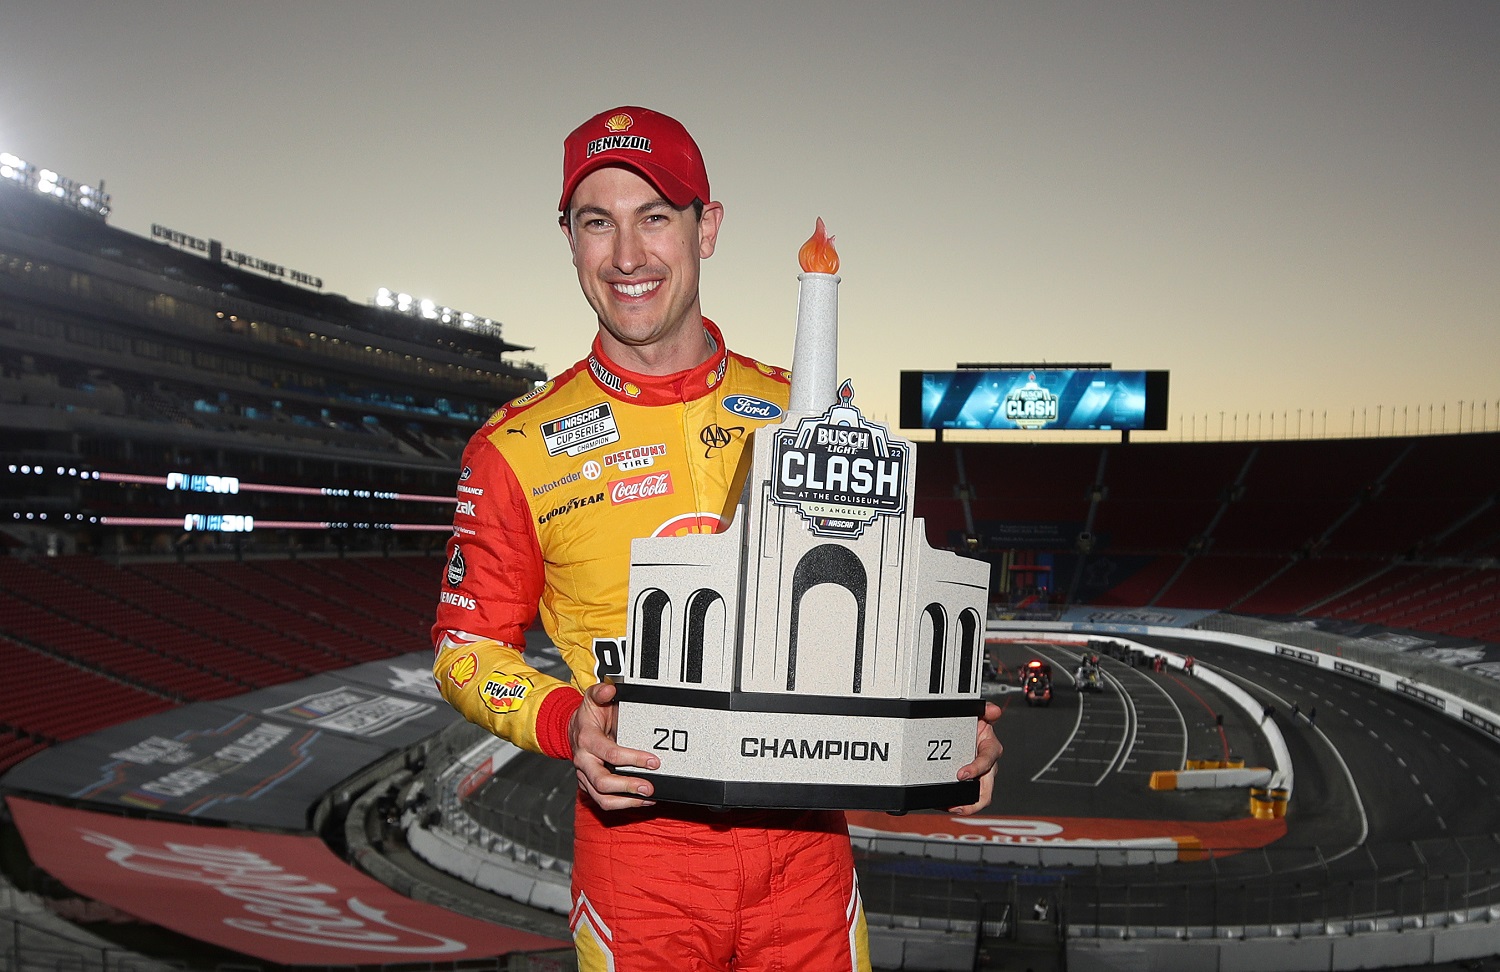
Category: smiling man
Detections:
[{"x1": 433, "y1": 106, "x2": 995, "y2": 971}]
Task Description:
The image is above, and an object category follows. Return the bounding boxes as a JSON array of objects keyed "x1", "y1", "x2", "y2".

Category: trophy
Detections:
[{"x1": 596, "y1": 221, "x2": 991, "y2": 811}]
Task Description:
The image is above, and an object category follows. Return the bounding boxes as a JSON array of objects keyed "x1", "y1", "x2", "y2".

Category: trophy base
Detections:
[
  {"x1": 613, "y1": 772, "x2": 980, "y2": 813},
  {"x1": 612, "y1": 683, "x2": 984, "y2": 812}
]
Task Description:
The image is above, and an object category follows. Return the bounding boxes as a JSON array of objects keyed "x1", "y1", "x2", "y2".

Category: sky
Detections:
[{"x1": 2, "y1": 1, "x2": 1497, "y2": 441}]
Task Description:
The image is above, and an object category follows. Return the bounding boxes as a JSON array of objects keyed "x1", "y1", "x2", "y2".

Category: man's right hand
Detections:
[{"x1": 569, "y1": 681, "x2": 660, "y2": 810}]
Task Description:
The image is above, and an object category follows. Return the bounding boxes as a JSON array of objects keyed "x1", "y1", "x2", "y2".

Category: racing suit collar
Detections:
[{"x1": 586, "y1": 318, "x2": 730, "y2": 406}]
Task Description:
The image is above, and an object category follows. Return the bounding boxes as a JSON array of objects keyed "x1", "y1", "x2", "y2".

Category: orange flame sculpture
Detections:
[{"x1": 798, "y1": 217, "x2": 840, "y2": 275}]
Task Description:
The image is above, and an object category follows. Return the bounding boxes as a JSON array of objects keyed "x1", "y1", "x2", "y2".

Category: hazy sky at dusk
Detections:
[{"x1": 2, "y1": 2, "x2": 1496, "y2": 440}]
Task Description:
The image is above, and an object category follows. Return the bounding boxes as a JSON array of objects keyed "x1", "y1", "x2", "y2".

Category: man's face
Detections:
[{"x1": 562, "y1": 166, "x2": 723, "y2": 368}]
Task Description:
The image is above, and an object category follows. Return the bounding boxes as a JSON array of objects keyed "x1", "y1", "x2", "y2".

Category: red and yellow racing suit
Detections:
[{"x1": 433, "y1": 320, "x2": 871, "y2": 971}]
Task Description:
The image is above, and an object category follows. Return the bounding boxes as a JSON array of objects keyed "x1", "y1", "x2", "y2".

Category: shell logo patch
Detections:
[
  {"x1": 448, "y1": 652, "x2": 478, "y2": 689},
  {"x1": 652, "y1": 511, "x2": 723, "y2": 537},
  {"x1": 604, "y1": 113, "x2": 633, "y2": 133},
  {"x1": 624, "y1": 381, "x2": 641, "y2": 397},
  {"x1": 480, "y1": 672, "x2": 534, "y2": 713}
]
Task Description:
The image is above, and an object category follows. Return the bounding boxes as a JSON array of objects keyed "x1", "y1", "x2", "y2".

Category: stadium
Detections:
[{"x1": 4, "y1": 151, "x2": 1500, "y2": 972}]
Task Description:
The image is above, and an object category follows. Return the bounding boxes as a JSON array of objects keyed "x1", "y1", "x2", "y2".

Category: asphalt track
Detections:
[{"x1": 466, "y1": 634, "x2": 1500, "y2": 932}]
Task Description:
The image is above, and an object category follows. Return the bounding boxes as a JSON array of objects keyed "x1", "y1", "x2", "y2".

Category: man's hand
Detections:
[
  {"x1": 949, "y1": 701, "x2": 1002, "y2": 816},
  {"x1": 569, "y1": 681, "x2": 660, "y2": 810}
]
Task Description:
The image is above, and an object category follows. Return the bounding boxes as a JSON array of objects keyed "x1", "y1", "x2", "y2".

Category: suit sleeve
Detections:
[{"x1": 432, "y1": 429, "x2": 583, "y2": 759}]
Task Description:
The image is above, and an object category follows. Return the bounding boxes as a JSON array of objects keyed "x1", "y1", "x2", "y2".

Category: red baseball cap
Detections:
[{"x1": 559, "y1": 106, "x2": 710, "y2": 212}]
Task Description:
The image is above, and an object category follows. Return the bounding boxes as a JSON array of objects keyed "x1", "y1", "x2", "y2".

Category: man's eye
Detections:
[{"x1": 585, "y1": 219, "x2": 611, "y2": 231}]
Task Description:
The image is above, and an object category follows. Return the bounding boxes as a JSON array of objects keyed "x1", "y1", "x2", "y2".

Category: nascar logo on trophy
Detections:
[{"x1": 595, "y1": 220, "x2": 992, "y2": 811}]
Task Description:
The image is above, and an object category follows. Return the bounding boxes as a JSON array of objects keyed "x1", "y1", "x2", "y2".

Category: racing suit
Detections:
[{"x1": 433, "y1": 319, "x2": 871, "y2": 971}]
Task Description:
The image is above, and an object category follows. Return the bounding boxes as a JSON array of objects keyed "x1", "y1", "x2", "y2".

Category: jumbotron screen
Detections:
[{"x1": 900, "y1": 369, "x2": 1170, "y2": 432}]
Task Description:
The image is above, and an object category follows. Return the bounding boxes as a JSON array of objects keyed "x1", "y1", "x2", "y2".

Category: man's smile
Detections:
[{"x1": 613, "y1": 280, "x2": 661, "y2": 298}]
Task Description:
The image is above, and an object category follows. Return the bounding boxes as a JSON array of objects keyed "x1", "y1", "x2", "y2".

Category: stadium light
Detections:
[
  {"x1": 372, "y1": 286, "x2": 503, "y2": 339},
  {"x1": 0, "y1": 150, "x2": 110, "y2": 218}
]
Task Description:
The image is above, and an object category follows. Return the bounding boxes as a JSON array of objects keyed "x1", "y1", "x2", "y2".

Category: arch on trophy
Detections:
[
  {"x1": 629, "y1": 586, "x2": 731, "y2": 686},
  {"x1": 921, "y1": 603, "x2": 984, "y2": 695},
  {"x1": 923, "y1": 603, "x2": 948, "y2": 693},
  {"x1": 957, "y1": 607, "x2": 981, "y2": 693},
  {"x1": 682, "y1": 588, "x2": 725, "y2": 684},
  {"x1": 632, "y1": 588, "x2": 672, "y2": 680},
  {"x1": 786, "y1": 543, "x2": 868, "y2": 693}
]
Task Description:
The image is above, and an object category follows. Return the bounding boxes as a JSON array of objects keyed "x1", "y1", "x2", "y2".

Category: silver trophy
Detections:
[{"x1": 596, "y1": 221, "x2": 991, "y2": 811}]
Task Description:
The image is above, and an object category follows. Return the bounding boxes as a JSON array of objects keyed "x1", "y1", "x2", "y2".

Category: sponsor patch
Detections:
[
  {"x1": 440, "y1": 590, "x2": 476, "y2": 610},
  {"x1": 456, "y1": 499, "x2": 476, "y2": 517},
  {"x1": 603, "y1": 443, "x2": 666, "y2": 471},
  {"x1": 459, "y1": 466, "x2": 473, "y2": 481},
  {"x1": 699, "y1": 423, "x2": 744, "y2": 458},
  {"x1": 610, "y1": 471, "x2": 674, "y2": 505},
  {"x1": 587, "y1": 133, "x2": 651, "y2": 157},
  {"x1": 589, "y1": 355, "x2": 641, "y2": 398},
  {"x1": 538, "y1": 492, "x2": 605, "y2": 525},
  {"x1": 653, "y1": 512, "x2": 722, "y2": 537},
  {"x1": 447, "y1": 545, "x2": 466, "y2": 586},
  {"x1": 532, "y1": 470, "x2": 581, "y2": 497},
  {"x1": 480, "y1": 672, "x2": 534, "y2": 713},
  {"x1": 721, "y1": 394, "x2": 782, "y2": 421},
  {"x1": 448, "y1": 653, "x2": 478, "y2": 689},
  {"x1": 582, "y1": 460, "x2": 602, "y2": 480},
  {"x1": 510, "y1": 381, "x2": 554, "y2": 409},
  {"x1": 542, "y1": 402, "x2": 621, "y2": 457}
]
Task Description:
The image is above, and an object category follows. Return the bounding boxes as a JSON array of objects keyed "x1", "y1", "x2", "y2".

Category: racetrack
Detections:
[{"x1": 462, "y1": 630, "x2": 1500, "y2": 936}]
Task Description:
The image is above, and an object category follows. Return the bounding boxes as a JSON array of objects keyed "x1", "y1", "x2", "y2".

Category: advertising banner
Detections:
[
  {"x1": 8, "y1": 797, "x2": 564, "y2": 964},
  {"x1": 226, "y1": 673, "x2": 455, "y2": 745},
  {"x1": 1, "y1": 704, "x2": 386, "y2": 829},
  {"x1": 337, "y1": 651, "x2": 449, "y2": 701}
]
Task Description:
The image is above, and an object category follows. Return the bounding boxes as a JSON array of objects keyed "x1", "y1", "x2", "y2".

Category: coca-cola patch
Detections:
[{"x1": 609, "y1": 471, "x2": 674, "y2": 505}]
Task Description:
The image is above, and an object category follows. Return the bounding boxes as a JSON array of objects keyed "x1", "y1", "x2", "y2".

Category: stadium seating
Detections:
[
  {"x1": 0, "y1": 634, "x2": 175, "y2": 768},
  {"x1": 0, "y1": 554, "x2": 447, "y2": 772},
  {"x1": 913, "y1": 433, "x2": 1500, "y2": 641}
]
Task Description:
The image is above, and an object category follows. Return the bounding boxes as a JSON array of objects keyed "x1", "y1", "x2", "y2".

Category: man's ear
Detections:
[
  {"x1": 559, "y1": 213, "x2": 575, "y2": 249},
  {"x1": 697, "y1": 201, "x2": 725, "y2": 259}
]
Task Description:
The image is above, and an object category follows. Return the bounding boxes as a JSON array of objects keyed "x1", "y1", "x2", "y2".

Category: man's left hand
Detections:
[{"x1": 949, "y1": 701, "x2": 1002, "y2": 815}]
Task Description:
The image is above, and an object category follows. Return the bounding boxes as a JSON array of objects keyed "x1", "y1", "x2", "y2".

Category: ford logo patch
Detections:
[{"x1": 722, "y1": 395, "x2": 783, "y2": 420}]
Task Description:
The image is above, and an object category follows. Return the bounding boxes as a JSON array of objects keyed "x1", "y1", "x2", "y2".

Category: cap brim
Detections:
[{"x1": 559, "y1": 157, "x2": 700, "y2": 212}]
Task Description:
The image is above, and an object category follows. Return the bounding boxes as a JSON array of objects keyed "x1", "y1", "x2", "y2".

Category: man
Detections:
[{"x1": 434, "y1": 106, "x2": 1000, "y2": 971}]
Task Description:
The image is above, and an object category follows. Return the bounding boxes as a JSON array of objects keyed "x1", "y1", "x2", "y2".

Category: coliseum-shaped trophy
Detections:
[{"x1": 596, "y1": 221, "x2": 992, "y2": 811}]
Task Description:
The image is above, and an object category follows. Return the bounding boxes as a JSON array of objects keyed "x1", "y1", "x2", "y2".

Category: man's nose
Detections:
[{"x1": 613, "y1": 226, "x2": 646, "y2": 274}]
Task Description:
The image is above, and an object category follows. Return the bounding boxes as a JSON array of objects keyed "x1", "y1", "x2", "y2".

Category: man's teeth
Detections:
[{"x1": 614, "y1": 281, "x2": 660, "y2": 298}]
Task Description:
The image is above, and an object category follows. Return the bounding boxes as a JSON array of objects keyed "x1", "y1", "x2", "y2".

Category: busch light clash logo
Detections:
[
  {"x1": 1004, "y1": 373, "x2": 1059, "y2": 430},
  {"x1": 770, "y1": 381, "x2": 908, "y2": 539}
]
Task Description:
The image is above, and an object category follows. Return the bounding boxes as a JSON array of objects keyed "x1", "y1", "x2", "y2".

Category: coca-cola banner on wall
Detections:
[{"x1": 8, "y1": 797, "x2": 563, "y2": 964}]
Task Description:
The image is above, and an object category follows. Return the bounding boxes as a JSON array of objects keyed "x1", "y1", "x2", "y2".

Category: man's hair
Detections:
[{"x1": 561, "y1": 199, "x2": 704, "y2": 230}]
